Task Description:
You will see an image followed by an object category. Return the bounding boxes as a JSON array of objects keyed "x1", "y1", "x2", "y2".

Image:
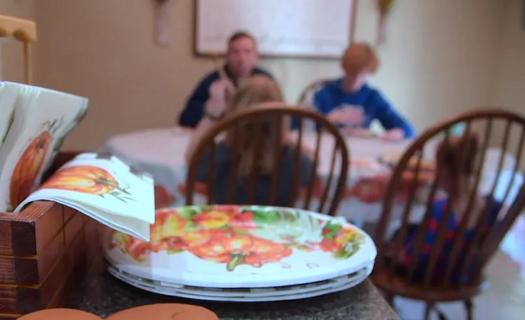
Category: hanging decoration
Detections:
[
  {"x1": 154, "y1": 0, "x2": 173, "y2": 46},
  {"x1": 377, "y1": 0, "x2": 395, "y2": 46}
]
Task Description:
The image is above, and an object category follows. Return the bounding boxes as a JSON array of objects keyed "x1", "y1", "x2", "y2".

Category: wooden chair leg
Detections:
[
  {"x1": 464, "y1": 299, "x2": 473, "y2": 320},
  {"x1": 424, "y1": 302, "x2": 434, "y2": 320}
]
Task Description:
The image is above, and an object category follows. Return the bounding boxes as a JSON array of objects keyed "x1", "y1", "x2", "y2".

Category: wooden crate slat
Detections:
[
  {"x1": 15, "y1": 228, "x2": 65, "y2": 285},
  {"x1": 18, "y1": 259, "x2": 67, "y2": 314},
  {"x1": 0, "y1": 217, "x2": 87, "y2": 315},
  {"x1": 0, "y1": 258, "x2": 15, "y2": 283},
  {"x1": 48, "y1": 229, "x2": 86, "y2": 310},
  {"x1": 0, "y1": 202, "x2": 63, "y2": 256},
  {"x1": 64, "y1": 213, "x2": 84, "y2": 249},
  {"x1": 0, "y1": 152, "x2": 91, "y2": 317},
  {"x1": 0, "y1": 209, "x2": 72, "y2": 285},
  {"x1": 63, "y1": 206, "x2": 76, "y2": 225},
  {"x1": 0, "y1": 224, "x2": 12, "y2": 255}
]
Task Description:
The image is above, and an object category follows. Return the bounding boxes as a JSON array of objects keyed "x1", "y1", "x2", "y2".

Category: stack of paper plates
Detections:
[{"x1": 104, "y1": 205, "x2": 377, "y2": 302}]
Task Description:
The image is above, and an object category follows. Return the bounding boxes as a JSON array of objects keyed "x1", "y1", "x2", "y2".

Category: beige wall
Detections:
[
  {"x1": 3, "y1": 0, "x2": 516, "y2": 150},
  {"x1": 491, "y1": 0, "x2": 525, "y2": 115},
  {"x1": 0, "y1": 0, "x2": 36, "y2": 83},
  {"x1": 35, "y1": 0, "x2": 199, "y2": 150},
  {"x1": 356, "y1": 0, "x2": 503, "y2": 127}
]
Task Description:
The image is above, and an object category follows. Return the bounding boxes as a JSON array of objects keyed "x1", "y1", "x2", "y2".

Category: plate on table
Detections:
[
  {"x1": 107, "y1": 261, "x2": 373, "y2": 302},
  {"x1": 105, "y1": 205, "x2": 376, "y2": 289}
]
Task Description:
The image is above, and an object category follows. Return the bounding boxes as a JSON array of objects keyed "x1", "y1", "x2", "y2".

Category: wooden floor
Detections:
[{"x1": 393, "y1": 251, "x2": 525, "y2": 320}]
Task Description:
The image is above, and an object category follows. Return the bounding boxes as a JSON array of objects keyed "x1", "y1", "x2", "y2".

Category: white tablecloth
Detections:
[
  {"x1": 101, "y1": 127, "x2": 413, "y2": 224},
  {"x1": 102, "y1": 126, "x2": 523, "y2": 226}
]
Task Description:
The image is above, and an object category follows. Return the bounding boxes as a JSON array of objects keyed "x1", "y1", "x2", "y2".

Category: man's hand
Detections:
[
  {"x1": 206, "y1": 78, "x2": 235, "y2": 118},
  {"x1": 326, "y1": 105, "x2": 364, "y2": 126}
]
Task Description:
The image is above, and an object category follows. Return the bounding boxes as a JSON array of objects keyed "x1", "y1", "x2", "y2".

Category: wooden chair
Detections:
[
  {"x1": 372, "y1": 108, "x2": 525, "y2": 319},
  {"x1": 297, "y1": 79, "x2": 329, "y2": 107},
  {"x1": 0, "y1": 14, "x2": 37, "y2": 83},
  {"x1": 186, "y1": 105, "x2": 349, "y2": 216}
]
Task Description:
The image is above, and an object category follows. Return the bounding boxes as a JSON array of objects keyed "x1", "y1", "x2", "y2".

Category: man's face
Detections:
[{"x1": 226, "y1": 37, "x2": 258, "y2": 79}]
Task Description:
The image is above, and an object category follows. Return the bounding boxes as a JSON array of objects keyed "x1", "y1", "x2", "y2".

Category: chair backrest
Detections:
[
  {"x1": 297, "y1": 79, "x2": 330, "y2": 107},
  {"x1": 186, "y1": 105, "x2": 349, "y2": 216},
  {"x1": 0, "y1": 15, "x2": 37, "y2": 84},
  {"x1": 374, "y1": 108, "x2": 525, "y2": 288}
]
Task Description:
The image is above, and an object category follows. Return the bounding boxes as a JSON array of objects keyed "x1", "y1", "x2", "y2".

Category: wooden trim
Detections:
[
  {"x1": 0, "y1": 14, "x2": 36, "y2": 84},
  {"x1": 0, "y1": 15, "x2": 37, "y2": 42},
  {"x1": 22, "y1": 42, "x2": 31, "y2": 84}
]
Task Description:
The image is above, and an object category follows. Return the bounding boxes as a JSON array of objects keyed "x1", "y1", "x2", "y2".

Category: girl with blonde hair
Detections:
[{"x1": 186, "y1": 76, "x2": 313, "y2": 205}]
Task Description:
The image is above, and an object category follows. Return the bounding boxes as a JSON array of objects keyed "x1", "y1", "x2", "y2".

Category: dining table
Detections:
[
  {"x1": 101, "y1": 126, "x2": 414, "y2": 226},
  {"x1": 102, "y1": 126, "x2": 523, "y2": 226}
]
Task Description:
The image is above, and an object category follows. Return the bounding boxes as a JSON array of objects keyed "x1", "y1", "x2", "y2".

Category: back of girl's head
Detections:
[
  {"x1": 436, "y1": 132, "x2": 479, "y2": 178},
  {"x1": 228, "y1": 75, "x2": 283, "y2": 115},
  {"x1": 225, "y1": 76, "x2": 284, "y2": 176}
]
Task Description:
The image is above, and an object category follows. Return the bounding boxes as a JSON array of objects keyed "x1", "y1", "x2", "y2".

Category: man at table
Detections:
[
  {"x1": 178, "y1": 31, "x2": 274, "y2": 128},
  {"x1": 311, "y1": 42, "x2": 414, "y2": 140}
]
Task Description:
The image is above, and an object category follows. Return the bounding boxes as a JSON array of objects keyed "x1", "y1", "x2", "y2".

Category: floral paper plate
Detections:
[
  {"x1": 104, "y1": 205, "x2": 376, "y2": 288},
  {"x1": 107, "y1": 262, "x2": 373, "y2": 302}
]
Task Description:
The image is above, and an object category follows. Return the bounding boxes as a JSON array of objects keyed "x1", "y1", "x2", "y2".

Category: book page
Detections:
[
  {"x1": 15, "y1": 153, "x2": 155, "y2": 241},
  {"x1": 0, "y1": 82, "x2": 88, "y2": 211}
]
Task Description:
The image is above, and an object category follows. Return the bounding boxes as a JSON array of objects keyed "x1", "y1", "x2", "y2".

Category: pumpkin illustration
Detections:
[
  {"x1": 41, "y1": 165, "x2": 131, "y2": 202},
  {"x1": 242, "y1": 237, "x2": 292, "y2": 267},
  {"x1": 9, "y1": 131, "x2": 53, "y2": 207},
  {"x1": 189, "y1": 232, "x2": 254, "y2": 265}
]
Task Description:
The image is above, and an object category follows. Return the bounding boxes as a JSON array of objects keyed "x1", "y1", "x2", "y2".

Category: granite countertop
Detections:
[
  {"x1": 66, "y1": 263, "x2": 398, "y2": 320},
  {"x1": 65, "y1": 224, "x2": 399, "y2": 320}
]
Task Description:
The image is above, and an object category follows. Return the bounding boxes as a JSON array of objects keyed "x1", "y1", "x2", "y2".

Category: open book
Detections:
[{"x1": 15, "y1": 153, "x2": 155, "y2": 241}]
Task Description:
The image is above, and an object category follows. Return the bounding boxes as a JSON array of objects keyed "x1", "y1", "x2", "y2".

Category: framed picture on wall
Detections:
[{"x1": 194, "y1": 0, "x2": 358, "y2": 58}]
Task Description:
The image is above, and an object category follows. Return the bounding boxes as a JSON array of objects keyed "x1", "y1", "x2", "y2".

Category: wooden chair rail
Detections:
[
  {"x1": 373, "y1": 107, "x2": 525, "y2": 320},
  {"x1": 186, "y1": 105, "x2": 350, "y2": 216}
]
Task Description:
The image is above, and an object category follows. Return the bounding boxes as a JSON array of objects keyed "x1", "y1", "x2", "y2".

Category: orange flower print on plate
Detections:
[
  {"x1": 112, "y1": 206, "x2": 364, "y2": 271},
  {"x1": 41, "y1": 165, "x2": 131, "y2": 201},
  {"x1": 9, "y1": 131, "x2": 52, "y2": 207}
]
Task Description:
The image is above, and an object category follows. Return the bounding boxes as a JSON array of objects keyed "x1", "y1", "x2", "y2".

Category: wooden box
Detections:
[{"x1": 0, "y1": 152, "x2": 88, "y2": 319}]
